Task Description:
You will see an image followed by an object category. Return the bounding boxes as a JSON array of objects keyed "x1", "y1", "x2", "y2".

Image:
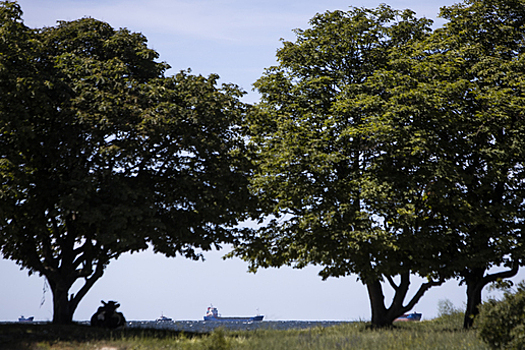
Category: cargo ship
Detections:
[
  {"x1": 18, "y1": 316, "x2": 34, "y2": 322},
  {"x1": 203, "y1": 306, "x2": 263, "y2": 322}
]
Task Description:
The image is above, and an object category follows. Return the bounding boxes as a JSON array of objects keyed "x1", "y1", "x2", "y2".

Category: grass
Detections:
[
  {"x1": 0, "y1": 312, "x2": 489, "y2": 350},
  {"x1": 0, "y1": 323, "x2": 203, "y2": 350}
]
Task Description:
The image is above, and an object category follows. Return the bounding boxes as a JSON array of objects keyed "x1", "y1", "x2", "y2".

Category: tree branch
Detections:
[
  {"x1": 386, "y1": 274, "x2": 399, "y2": 291},
  {"x1": 70, "y1": 257, "x2": 106, "y2": 311},
  {"x1": 481, "y1": 260, "x2": 520, "y2": 286},
  {"x1": 392, "y1": 272, "x2": 411, "y2": 310},
  {"x1": 403, "y1": 277, "x2": 444, "y2": 313}
]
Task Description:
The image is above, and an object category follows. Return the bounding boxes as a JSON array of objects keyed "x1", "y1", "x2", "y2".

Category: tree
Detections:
[
  {"x1": 433, "y1": 0, "x2": 525, "y2": 328},
  {"x1": 0, "y1": 2, "x2": 254, "y2": 324},
  {"x1": 358, "y1": 0, "x2": 525, "y2": 329},
  {"x1": 376, "y1": 0, "x2": 525, "y2": 328},
  {"x1": 233, "y1": 5, "x2": 445, "y2": 327}
]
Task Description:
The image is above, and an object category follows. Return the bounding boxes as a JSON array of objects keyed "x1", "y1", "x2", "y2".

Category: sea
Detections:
[
  {"x1": 128, "y1": 320, "x2": 354, "y2": 333},
  {"x1": 2, "y1": 320, "x2": 355, "y2": 333}
]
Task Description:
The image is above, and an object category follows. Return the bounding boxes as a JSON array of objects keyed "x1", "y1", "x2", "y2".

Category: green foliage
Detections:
[
  {"x1": 235, "y1": 0, "x2": 525, "y2": 329},
  {"x1": 240, "y1": 1, "x2": 434, "y2": 282},
  {"x1": 478, "y1": 281, "x2": 525, "y2": 349},
  {"x1": 386, "y1": 0, "x2": 525, "y2": 328},
  {"x1": 437, "y1": 299, "x2": 462, "y2": 318},
  {"x1": 372, "y1": 0, "x2": 525, "y2": 275},
  {"x1": 0, "y1": 1, "x2": 254, "y2": 323},
  {"x1": 205, "y1": 328, "x2": 231, "y2": 350},
  {"x1": 235, "y1": 2, "x2": 445, "y2": 327}
]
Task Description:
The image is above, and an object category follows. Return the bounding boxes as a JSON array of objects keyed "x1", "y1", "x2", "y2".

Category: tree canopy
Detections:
[
  {"x1": 0, "y1": 1, "x2": 254, "y2": 324},
  {"x1": 233, "y1": 0, "x2": 525, "y2": 328},
  {"x1": 232, "y1": 4, "x2": 446, "y2": 327},
  {"x1": 364, "y1": 0, "x2": 525, "y2": 328},
  {"x1": 404, "y1": 0, "x2": 525, "y2": 328}
]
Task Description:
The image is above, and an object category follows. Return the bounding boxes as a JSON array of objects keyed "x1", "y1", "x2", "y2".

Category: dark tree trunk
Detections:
[
  {"x1": 367, "y1": 279, "x2": 390, "y2": 327},
  {"x1": 463, "y1": 279, "x2": 483, "y2": 329},
  {"x1": 366, "y1": 272, "x2": 443, "y2": 328},
  {"x1": 462, "y1": 263, "x2": 519, "y2": 329},
  {"x1": 46, "y1": 257, "x2": 106, "y2": 324},
  {"x1": 48, "y1": 279, "x2": 76, "y2": 324}
]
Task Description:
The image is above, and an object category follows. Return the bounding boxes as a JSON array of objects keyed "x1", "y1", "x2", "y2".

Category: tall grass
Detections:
[
  {"x1": 26, "y1": 319, "x2": 488, "y2": 350},
  {"x1": 227, "y1": 322, "x2": 487, "y2": 350}
]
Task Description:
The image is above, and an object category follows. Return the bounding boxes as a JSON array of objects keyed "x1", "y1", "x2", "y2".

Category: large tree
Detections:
[
  {"x1": 418, "y1": 0, "x2": 525, "y2": 328},
  {"x1": 232, "y1": 5, "x2": 446, "y2": 327},
  {"x1": 0, "y1": 2, "x2": 254, "y2": 324},
  {"x1": 362, "y1": 0, "x2": 525, "y2": 328}
]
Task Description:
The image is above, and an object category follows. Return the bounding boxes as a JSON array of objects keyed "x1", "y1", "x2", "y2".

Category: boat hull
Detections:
[
  {"x1": 394, "y1": 312, "x2": 422, "y2": 322},
  {"x1": 204, "y1": 315, "x2": 264, "y2": 322},
  {"x1": 156, "y1": 316, "x2": 173, "y2": 322}
]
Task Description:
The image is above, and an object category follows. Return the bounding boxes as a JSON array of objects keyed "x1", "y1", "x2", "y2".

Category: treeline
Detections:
[{"x1": 1, "y1": 0, "x2": 524, "y2": 330}]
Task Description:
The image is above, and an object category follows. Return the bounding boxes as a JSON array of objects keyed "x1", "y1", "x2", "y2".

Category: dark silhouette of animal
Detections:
[{"x1": 90, "y1": 300, "x2": 126, "y2": 329}]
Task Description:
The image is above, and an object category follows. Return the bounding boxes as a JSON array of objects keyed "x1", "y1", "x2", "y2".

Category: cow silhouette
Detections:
[{"x1": 90, "y1": 300, "x2": 126, "y2": 329}]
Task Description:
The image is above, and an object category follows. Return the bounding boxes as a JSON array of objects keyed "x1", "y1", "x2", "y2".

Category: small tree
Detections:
[{"x1": 0, "y1": 2, "x2": 254, "y2": 324}]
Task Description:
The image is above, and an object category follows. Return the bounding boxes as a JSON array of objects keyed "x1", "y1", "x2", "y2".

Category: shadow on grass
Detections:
[{"x1": 0, "y1": 322, "x2": 206, "y2": 350}]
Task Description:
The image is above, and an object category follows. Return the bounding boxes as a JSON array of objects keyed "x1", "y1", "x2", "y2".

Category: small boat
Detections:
[
  {"x1": 156, "y1": 313, "x2": 173, "y2": 322},
  {"x1": 18, "y1": 315, "x2": 34, "y2": 322},
  {"x1": 394, "y1": 312, "x2": 422, "y2": 322},
  {"x1": 203, "y1": 306, "x2": 264, "y2": 322}
]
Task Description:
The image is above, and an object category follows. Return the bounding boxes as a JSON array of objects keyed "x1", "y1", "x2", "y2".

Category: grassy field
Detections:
[{"x1": 0, "y1": 313, "x2": 489, "y2": 350}]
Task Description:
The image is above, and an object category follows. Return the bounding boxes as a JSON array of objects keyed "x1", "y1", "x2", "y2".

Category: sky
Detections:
[{"x1": 2, "y1": 0, "x2": 525, "y2": 323}]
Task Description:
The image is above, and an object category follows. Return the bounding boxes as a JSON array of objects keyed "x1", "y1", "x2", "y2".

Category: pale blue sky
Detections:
[{"x1": 3, "y1": 0, "x2": 524, "y2": 322}]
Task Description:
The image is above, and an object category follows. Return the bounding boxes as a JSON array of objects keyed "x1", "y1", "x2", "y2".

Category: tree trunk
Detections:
[
  {"x1": 366, "y1": 279, "x2": 390, "y2": 327},
  {"x1": 462, "y1": 263, "x2": 519, "y2": 329},
  {"x1": 366, "y1": 272, "x2": 443, "y2": 328},
  {"x1": 46, "y1": 260, "x2": 106, "y2": 324},
  {"x1": 464, "y1": 279, "x2": 483, "y2": 329},
  {"x1": 48, "y1": 278, "x2": 76, "y2": 324}
]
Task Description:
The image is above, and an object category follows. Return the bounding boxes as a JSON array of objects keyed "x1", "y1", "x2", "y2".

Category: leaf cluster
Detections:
[
  {"x1": 0, "y1": 1, "x2": 255, "y2": 286},
  {"x1": 236, "y1": 4, "x2": 438, "y2": 283},
  {"x1": 478, "y1": 281, "x2": 525, "y2": 349},
  {"x1": 235, "y1": 0, "x2": 525, "y2": 292}
]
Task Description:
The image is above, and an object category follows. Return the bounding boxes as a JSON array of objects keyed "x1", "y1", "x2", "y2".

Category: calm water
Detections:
[
  {"x1": 129, "y1": 320, "x2": 353, "y2": 333},
  {"x1": 1, "y1": 320, "x2": 354, "y2": 333}
]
